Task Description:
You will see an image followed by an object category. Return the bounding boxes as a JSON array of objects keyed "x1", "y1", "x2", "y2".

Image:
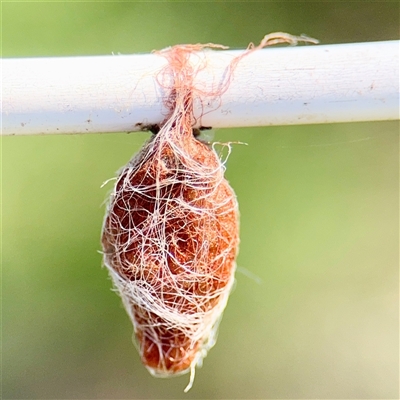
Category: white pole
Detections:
[{"x1": 2, "y1": 40, "x2": 399, "y2": 136}]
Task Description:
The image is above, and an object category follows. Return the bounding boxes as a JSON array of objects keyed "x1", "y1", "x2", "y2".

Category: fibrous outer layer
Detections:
[
  {"x1": 101, "y1": 33, "x2": 320, "y2": 390},
  {"x1": 101, "y1": 116, "x2": 239, "y2": 386}
]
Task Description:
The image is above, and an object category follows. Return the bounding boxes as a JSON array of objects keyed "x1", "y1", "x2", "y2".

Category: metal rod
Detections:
[{"x1": 2, "y1": 40, "x2": 399, "y2": 136}]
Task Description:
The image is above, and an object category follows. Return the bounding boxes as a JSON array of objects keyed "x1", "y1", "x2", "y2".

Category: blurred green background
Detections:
[{"x1": 2, "y1": 2, "x2": 399, "y2": 399}]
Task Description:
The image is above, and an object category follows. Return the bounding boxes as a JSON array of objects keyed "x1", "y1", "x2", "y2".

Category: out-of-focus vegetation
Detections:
[{"x1": 2, "y1": 2, "x2": 398, "y2": 399}]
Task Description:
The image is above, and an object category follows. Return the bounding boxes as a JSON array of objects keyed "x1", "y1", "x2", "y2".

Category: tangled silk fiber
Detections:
[{"x1": 101, "y1": 33, "x2": 318, "y2": 392}]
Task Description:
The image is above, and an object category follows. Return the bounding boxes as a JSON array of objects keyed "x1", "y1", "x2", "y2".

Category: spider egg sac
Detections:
[
  {"x1": 100, "y1": 33, "x2": 319, "y2": 391},
  {"x1": 101, "y1": 122, "x2": 239, "y2": 391}
]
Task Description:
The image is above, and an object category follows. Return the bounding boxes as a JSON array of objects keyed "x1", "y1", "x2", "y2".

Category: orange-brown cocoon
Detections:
[
  {"x1": 101, "y1": 42, "x2": 240, "y2": 391},
  {"x1": 102, "y1": 124, "x2": 239, "y2": 381}
]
